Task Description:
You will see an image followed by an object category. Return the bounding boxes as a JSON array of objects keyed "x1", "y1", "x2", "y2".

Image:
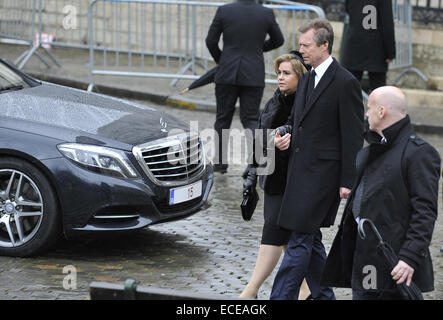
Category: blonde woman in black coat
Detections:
[{"x1": 240, "y1": 52, "x2": 310, "y2": 299}]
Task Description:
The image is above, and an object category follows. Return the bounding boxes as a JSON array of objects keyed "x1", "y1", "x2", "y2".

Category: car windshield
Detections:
[{"x1": 0, "y1": 61, "x2": 31, "y2": 93}]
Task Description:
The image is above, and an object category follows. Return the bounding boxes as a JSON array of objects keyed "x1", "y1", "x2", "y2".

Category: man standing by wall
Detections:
[
  {"x1": 341, "y1": 0, "x2": 396, "y2": 92},
  {"x1": 271, "y1": 18, "x2": 364, "y2": 300},
  {"x1": 322, "y1": 86, "x2": 441, "y2": 300},
  {"x1": 205, "y1": 0, "x2": 284, "y2": 173}
]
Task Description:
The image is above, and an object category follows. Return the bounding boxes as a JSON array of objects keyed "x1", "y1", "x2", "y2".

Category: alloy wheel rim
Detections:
[{"x1": 0, "y1": 169, "x2": 44, "y2": 248}]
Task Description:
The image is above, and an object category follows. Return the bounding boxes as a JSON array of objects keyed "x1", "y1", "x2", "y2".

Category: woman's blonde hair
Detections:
[{"x1": 274, "y1": 54, "x2": 307, "y2": 78}]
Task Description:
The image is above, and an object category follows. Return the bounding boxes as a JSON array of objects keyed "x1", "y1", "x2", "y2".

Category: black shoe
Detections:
[{"x1": 213, "y1": 164, "x2": 228, "y2": 174}]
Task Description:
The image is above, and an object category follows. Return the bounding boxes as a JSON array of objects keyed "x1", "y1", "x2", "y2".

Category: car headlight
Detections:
[{"x1": 57, "y1": 143, "x2": 138, "y2": 178}]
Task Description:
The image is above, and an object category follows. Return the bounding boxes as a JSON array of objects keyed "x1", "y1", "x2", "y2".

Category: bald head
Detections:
[
  {"x1": 369, "y1": 86, "x2": 408, "y2": 116},
  {"x1": 366, "y1": 86, "x2": 408, "y2": 135}
]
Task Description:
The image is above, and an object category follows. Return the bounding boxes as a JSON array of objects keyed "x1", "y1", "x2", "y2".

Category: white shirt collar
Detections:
[{"x1": 313, "y1": 55, "x2": 333, "y2": 87}]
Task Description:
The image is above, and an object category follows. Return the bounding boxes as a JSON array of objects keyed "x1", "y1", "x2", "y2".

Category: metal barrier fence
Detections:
[
  {"x1": 0, "y1": 0, "x2": 91, "y2": 68},
  {"x1": 0, "y1": 0, "x2": 325, "y2": 86},
  {"x1": 390, "y1": 0, "x2": 428, "y2": 84},
  {"x1": 0, "y1": 0, "x2": 35, "y2": 45},
  {"x1": 21, "y1": 0, "x2": 90, "y2": 49},
  {"x1": 86, "y1": 0, "x2": 325, "y2": 91},
  {"x1": 0, "y1": 0, "x2": 424, "y2": 91}
]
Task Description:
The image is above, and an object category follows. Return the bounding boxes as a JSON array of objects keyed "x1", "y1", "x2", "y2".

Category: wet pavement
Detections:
[{"x1": 0, "y1": 101, "x2": 442, "y2": 300}]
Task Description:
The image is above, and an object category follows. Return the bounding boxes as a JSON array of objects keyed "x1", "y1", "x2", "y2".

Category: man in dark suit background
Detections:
[
  {"x1": 341, "y1": 0, "x2": 396, "y2": 92},
  {"x1": 205, "y1": 0, "x2": 284, "y2": 173},
  {"x1": 270, "y1": 19, "x2": 364, "y2": 300}
]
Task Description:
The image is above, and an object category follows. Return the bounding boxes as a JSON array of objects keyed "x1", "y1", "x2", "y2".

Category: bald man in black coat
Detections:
[{"x1": 322, "y1": 86, "x2": 441, "y2": 300}]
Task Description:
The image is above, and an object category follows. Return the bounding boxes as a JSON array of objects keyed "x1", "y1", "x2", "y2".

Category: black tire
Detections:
[{"x1": 0, "y1": 157, "x2": 61, "y2": 257}]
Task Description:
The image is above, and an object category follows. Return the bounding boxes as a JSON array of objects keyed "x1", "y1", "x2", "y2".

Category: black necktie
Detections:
[{"x1": 305, "y1": 70, "x2": 316, "y2": 104}]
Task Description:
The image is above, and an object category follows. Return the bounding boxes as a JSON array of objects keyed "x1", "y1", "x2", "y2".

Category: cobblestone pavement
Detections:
[{"x1": 0, "y1": 101, "x2": 442, "y2": 300}]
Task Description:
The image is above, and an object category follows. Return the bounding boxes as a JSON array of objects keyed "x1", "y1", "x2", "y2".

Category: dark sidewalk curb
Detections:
[
  {"x1": 29, "y1": 72, "x2": 443, "y2": 136},
  {"x1": 412, "y1": 123, "x2": 443, "y2": 136}
]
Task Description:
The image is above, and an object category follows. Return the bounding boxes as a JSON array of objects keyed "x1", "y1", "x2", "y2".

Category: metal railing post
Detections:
[
  {"x1": 88, "y1": 0, "x2": 97, "y2": 92},
  {"x1": 13, "y1": 0, "x2": 61, "y2": 69},
  {"x1": 390, "y1": 0, "x2": 428, "y2": 85}
]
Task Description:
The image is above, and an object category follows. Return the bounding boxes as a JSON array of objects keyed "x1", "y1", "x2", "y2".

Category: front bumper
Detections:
[{"x1": 41, "y1": 157, "x2": 213, "y2": 234}]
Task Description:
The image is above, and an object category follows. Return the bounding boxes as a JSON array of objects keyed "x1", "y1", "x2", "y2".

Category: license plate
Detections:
[{"x1": 169, "y1": 180, "x2": 202, "y2": 205}]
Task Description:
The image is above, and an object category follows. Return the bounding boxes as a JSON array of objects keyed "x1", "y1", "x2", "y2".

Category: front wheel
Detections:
[{"x1": 0, "y1": 157, "x2": 60, "y2": 257}]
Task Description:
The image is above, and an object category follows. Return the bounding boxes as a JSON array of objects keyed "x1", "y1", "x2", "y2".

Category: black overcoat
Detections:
[
  {"x1": 341, "y1": 0, "x2": 396, "y2": 73},
  {"x1": 255, "y1": 89, "x2": 294, "y2": 195},
  {"x1": 277, "y1": 58, "x2": 364, "y2": 234},
  {"x1": 322, "y1": 117, "x2": 441, "y2": 292},
  {"x1": 205, "y1": 0, "x2": 284, "y2": 87}
]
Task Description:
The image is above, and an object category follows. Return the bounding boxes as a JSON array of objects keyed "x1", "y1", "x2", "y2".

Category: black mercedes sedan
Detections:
[{"x1": 0, "y1": 58, "x2": 213, "y2": 257}]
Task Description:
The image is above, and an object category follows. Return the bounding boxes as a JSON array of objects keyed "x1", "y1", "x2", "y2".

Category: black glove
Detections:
[
  {"x1": 243, "y1": 166, "x2": 258, "y2": 192},
  {"x1": 274, "y1": 125, "x2": 292, "y2": 136}
]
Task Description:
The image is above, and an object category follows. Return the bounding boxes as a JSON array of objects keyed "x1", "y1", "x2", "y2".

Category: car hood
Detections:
[{"x1": 0, "y1": 82, "x2": 188, "y2": 148}]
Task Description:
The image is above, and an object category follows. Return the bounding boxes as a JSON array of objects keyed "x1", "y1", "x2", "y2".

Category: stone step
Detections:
[
  {"x1": 429, "y1": 76, "x2": 443, "y2": 91},
  {"x1": 403, "y1": 88, "x2": 443, "y2": 108}
]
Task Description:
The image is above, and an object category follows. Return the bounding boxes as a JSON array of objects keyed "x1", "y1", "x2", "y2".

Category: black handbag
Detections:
[{"x1": 240, "y1": 186, "x2": 259, "y2": 221}]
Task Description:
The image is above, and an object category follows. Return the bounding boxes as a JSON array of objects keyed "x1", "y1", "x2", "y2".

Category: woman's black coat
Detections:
[
  {"x1": 341, "y1": 0, "x2": 396, "y2": 73},
  {"x1": 254, "y1": 89, "x2": 294, "y2": 195}
]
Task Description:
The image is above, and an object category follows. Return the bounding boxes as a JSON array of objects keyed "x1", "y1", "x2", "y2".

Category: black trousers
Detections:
[
  {"x1": 214, "y1": 84, "x2": 264, "y2": 165},
  {"x1": 349, "y1": 70, "x2": 387, "y2": 92},
  {"x1": 270, "y1": 230, "x2": 336, "y2": 300}
]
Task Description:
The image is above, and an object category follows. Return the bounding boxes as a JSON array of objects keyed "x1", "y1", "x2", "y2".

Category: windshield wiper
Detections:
[{"x1": 0, "y1": 84, "x2": 24, "y2": 92}]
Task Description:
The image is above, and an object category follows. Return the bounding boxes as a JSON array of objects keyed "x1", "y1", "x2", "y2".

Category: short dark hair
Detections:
[{"x1": 299, "y1": 18, "x2": 334, "y2": 54}]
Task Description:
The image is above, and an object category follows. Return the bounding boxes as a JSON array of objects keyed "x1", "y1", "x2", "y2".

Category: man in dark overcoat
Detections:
[
  {"x1": 270, "y1": 19, "x2": 364, "y2": 300},
  {"x1": 205, "y1": 0, "x2": 284, "y2": 173},
  {"x1": 341, "y1": 0, "x2": 396, "y2": 91},
  {"x1": 321, "y1": 86, "x2": 441, "y2": 300}
]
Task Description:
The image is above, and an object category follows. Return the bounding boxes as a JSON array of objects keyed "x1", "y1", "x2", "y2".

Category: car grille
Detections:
[
  {"x1": 153, "y1": 196, "x2": 203, "y2": 214},
  {"x1": 133, "y1": 133, "x2": 205, "y2": 186}
]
